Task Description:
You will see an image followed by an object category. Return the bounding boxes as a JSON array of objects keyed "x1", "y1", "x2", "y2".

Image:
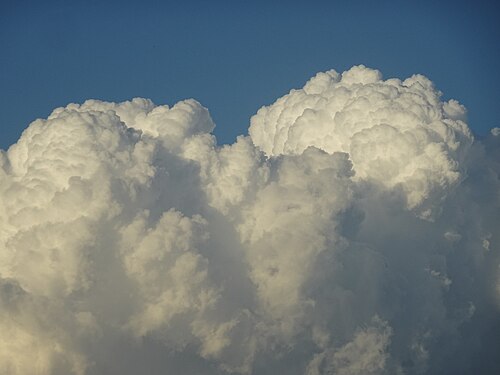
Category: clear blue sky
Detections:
[{"x1": 1, "y1": 0, "x2": 499, "y2": 150}]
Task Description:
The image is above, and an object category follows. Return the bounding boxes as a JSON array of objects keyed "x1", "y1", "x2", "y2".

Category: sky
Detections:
[
  {"x1": 1, "y1": 2, "x2": 500, "y2": 375},
  {"x1": 1, "y1": 0, "x2": 500, "y2": 150}
]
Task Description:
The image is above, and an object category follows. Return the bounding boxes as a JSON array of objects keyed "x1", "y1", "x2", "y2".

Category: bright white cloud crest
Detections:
[
  {"x1": 0, "y1": 66, "x2": 499, "y2": 374},
  {"x1": 250, "y1": 66, "x2": 473, "y2": 218}
]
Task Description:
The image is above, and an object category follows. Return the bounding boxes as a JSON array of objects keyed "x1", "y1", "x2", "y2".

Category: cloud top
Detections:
[{"x1": 249, "y1": 65, "x2": 473, "y2": 217}]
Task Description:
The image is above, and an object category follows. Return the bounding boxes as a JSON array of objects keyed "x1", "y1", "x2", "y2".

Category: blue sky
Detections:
[{"x1": 1, "y1": 0, "x2": 499, "y2": 150}]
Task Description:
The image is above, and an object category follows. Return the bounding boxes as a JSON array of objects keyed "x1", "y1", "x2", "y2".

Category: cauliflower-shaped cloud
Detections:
[
  {"x1": 249, "y1": 65, "x2": 473, "y2": 218},
  {"x1": 0, "y1": 66, "x2": 499, "y2": 375}
]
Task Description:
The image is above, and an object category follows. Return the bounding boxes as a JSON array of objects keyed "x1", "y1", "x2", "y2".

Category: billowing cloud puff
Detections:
[
  {"x1": 0, "y1": 66, "x2": 499, "y2": 375},
  {"x1": 249, "y1": 65, "x2": 473, "y2": 218}
]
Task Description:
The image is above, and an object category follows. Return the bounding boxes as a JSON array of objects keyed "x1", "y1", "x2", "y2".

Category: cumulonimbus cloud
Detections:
[{"x1": 0, "y1": 65, "x2": 499, "y2": 374}]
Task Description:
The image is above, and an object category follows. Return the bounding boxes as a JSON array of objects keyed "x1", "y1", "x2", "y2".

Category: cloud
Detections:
[
  {"x1": 249, "y1": 65, "x2": 473, "y2": 219},
  {"x1": 0, "y1": 66, "x2": 499, "y2": 374}
]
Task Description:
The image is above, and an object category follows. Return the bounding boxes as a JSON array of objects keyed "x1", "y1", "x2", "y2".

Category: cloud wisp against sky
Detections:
[{"x1": 0, "y1": 66, "x2": 499, "y2": 374}]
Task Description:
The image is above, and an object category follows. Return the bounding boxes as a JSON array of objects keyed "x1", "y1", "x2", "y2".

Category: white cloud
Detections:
[
  {"x1": 0, "y1": 66, "x2": 499, "y2": 374},
  {"x1": 249, "y1": 65, "x2": 473, "y2": 218}
]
